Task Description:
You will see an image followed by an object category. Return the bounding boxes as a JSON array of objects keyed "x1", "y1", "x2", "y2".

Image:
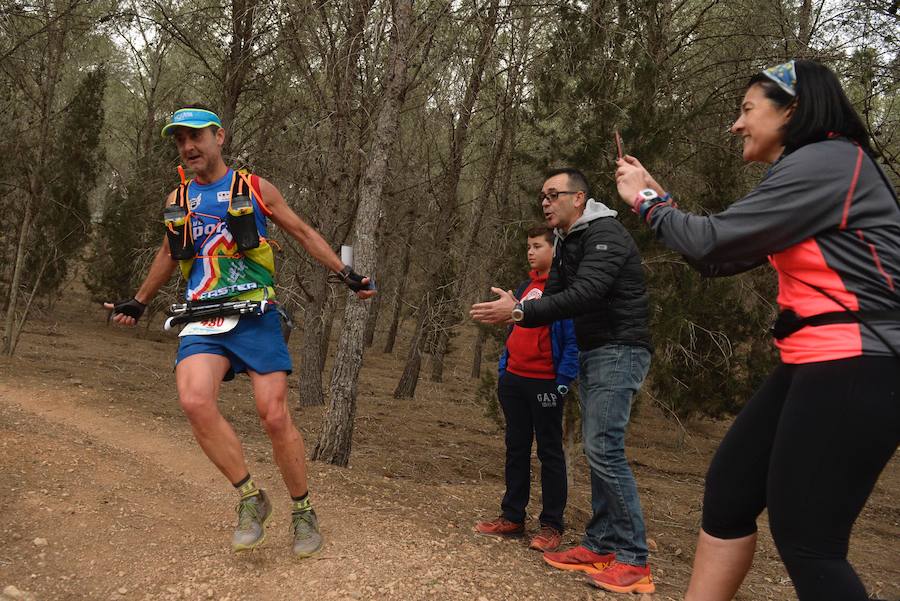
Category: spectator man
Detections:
[{"x1": 470, "y1": 168, "x2": 655, "y2": 594}]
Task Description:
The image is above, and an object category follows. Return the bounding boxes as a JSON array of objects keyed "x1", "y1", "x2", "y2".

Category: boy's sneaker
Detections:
[
  {"x1": 586, "y1": 561, "x2": 656, "y2": 594},
  {"x1": 291, "y1": 508, "x2": 323, "y2": 557},
  {"x1": 543, "y1": 545, "x2": 615, "y2": 574},
  {"x1": 232, "y1": 489, "x2": 272, "y2": 551},
  {"x1": 528, "y1": 526, "x2": 562, "y2": 552},
  {"x1": 474, "y1": 517, "x2": 525, "y2": 537}
]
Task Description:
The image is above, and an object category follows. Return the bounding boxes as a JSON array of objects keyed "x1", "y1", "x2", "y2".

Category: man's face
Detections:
[
  {"x1": 541, "y1": 173, "x2": 584, "y2": 231},
  {"x1": 526, "y1": 235, "x2": 553, "y2": 273},
  {"x1": 172, "y1": 126, "x2": 225, "y2": 174}
]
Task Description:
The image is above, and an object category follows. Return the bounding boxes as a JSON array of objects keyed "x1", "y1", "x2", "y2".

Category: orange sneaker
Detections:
[
  {"x1": 528, "y1": 526, "x2": 561, "y2": 552},
  {"x1": 474, "y1": 516, "x2": 524, "y2": 537},
  {"x1": 543, "y1": 545, "x2": 615, "y2": 574},
  {"x1": 586, "y1": 561, "x2": 655, "y2": 594}
]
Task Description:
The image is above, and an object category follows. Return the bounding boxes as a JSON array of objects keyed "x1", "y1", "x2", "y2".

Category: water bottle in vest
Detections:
[
  {"x1": 227, "y1": 195, "x2": 260, "y2": 251},
  {"x1": 164, "y1": 204, "x2": 195, "y2": 260}
]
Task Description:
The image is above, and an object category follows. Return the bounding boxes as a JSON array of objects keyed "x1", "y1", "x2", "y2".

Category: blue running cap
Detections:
[{"x1": 162, "y1": 108, "x2": 222, "y2": 137}]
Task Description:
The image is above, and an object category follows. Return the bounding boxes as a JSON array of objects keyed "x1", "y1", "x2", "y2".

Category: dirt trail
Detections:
[{"x1": 1, "y1": 300, "x2": 897, "y2": 601}]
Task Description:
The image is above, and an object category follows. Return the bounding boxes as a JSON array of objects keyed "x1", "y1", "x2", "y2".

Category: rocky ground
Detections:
[{"x1": 1, "y1": 296, "x2": 897, "y2": 600}]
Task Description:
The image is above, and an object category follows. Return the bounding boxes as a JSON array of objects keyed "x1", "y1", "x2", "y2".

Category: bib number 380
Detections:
[{"x1": 179, "y1": 315, "x2": 240, "y2": 337}]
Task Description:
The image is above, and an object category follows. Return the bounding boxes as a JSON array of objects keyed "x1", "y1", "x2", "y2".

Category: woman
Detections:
[{"x1": 614, "y1": 60, "x2": 899, "y2": 601}]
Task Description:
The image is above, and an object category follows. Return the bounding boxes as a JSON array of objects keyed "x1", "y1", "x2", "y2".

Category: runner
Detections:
[
  {"x1": 105, "y1": 105, "x2": 375, "y2": 557},
  {"x1": 473, "y1": 224, "x2": 578, "y2": 552},
  {"x1": 615, "y1": 60, "x2": 899, "y2": 601}
]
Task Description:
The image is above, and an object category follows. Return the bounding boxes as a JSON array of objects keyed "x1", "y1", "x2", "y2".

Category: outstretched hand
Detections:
[
  {"x1": 104, "y1": 297, "x2": 146, "y2": 327},
  {"x1": 331, "y1": 266, "x2": 377, "y2": 299},
  {"x1": 355, "y1": 279, "x2": 377, "y2": 300},
  {"x1": 469, "y1": 287, "x2": 517, "y2": 325},
  {"x1": 615, "y1": 155, "x2": 664, "y2": 207}
]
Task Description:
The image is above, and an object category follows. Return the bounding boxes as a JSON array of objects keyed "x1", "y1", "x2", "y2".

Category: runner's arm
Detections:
[
  {"x1": 104, "y1": 191, "x2": 179, "y2": 326},
  {"x1": 133, "y1": 238, "x2": 179, "y2": 305},
  {"x1": 257, "y1": 178, "x2": 374, "y2": 298}
]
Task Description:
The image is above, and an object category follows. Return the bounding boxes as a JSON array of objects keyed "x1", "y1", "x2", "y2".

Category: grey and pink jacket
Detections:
[{"x1": 644, "y1": 137, "x2": 899, "y2": 364}]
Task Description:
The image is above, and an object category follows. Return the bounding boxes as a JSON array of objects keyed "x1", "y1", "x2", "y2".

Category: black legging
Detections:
[{"x1": 701, "y1": 356, "x2": 899, "y2": 601}]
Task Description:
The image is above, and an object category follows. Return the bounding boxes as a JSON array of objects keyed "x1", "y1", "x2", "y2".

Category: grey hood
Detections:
[{"x1": 556, "y1": 198, "x2": 618, "y2": 240}]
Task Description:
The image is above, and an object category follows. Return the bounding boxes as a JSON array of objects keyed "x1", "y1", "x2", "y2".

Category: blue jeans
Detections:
[{"x1": 578, "y1": 344, "x2": 651, "y2": 565}]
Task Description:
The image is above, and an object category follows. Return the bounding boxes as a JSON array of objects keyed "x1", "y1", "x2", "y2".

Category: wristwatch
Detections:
[
  {"x1": 556, "y1": 384, "x2": 569, "y2": 396},
  {"x1": 633, "y1": 188, "x2": 665, "y2": 221},
  {"x1": 511, "y1": 302, "x2": 525, "y2": 322}
]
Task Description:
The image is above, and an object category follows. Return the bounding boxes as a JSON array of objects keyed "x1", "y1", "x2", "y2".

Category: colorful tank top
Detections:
[{"x1": 180, "y1": 169, "x2": 276, "y2": 302}]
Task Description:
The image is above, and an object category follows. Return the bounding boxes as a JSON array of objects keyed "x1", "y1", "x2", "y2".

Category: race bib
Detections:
[{"x1": 178, "y1": 315, "x2": 240, "y2": 337}]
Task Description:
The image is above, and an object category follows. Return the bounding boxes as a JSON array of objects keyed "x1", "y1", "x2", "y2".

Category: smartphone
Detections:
[{"x1": 615, "y1": 130, "x2": 624, "y2": 160}]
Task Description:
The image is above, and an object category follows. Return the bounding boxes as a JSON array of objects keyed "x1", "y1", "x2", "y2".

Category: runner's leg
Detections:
[
  {"x1": 249, "y1": 370, "x2": 308, "y2": 497},
  {"x1": 175, "y1": 353, "x2": 249, "y2": 483}
]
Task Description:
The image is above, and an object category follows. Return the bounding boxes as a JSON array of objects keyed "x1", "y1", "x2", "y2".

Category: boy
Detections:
[{"x1": 474, "y1": 224, "x2": 578, "y2": 552}]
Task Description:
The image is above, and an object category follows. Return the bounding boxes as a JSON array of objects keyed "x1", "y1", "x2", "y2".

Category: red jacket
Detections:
[{"x1": 506, "y1": 271, "x2": 556, "y2": 379}]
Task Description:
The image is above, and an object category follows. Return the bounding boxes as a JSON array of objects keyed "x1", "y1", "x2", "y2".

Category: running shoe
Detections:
[
  {"x1": 586, "y1": 560, "x2": 655, "y2": 594},
  {"x1": 291, "y1": 508, "x2": 323, "y2": 557},
  {"x1": 232, "y1": 489, "x2": 272, "y2": 551},
  {"x1": 543, "y1": 545, "x2": 615, "y2": 574},
  {"x1": 474, "y1": 516, "x2": 525, "y2": 537},
  {"x1": 528, "y1": 525, "x2": 562, "y2": 552}
]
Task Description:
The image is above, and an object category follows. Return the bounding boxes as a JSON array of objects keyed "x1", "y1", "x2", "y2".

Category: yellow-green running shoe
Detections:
[
  {"x1": 232, "y1": 489, "x2": 272, "y2": 551},
  {"x1": 291, "y1": 508, "x2": 322, "y2": 557}
]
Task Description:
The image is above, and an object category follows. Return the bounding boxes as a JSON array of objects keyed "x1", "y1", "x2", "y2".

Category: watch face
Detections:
[
  {"x1": 511, "y1": 303, "x2": 524, "y2": 322},
  {"x1": 639, "y1": 189, "x2": 657, "y2": 200}
]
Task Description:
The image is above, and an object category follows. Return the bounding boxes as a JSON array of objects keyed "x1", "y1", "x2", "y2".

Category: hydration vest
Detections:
[{"x1": 167, "y1": 169, "x2": 278, "y2": 302}]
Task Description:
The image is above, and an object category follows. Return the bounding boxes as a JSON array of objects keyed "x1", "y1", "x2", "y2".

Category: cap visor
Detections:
[{"x1": 161, "y1": 121, "x2": 220, "y2": 137}]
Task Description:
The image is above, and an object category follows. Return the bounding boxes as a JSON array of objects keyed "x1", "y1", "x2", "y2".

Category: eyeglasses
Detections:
[{"x1": 538, "y1": 190, "x2": 579, "y2": 203}]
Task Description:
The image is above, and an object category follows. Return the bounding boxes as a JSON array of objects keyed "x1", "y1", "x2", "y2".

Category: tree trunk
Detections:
[
  {"x1": 470, "y1": 325, "x2": 486, "y2": 378},
  {"x1": 396, "y1": 0, "x2": 501, "y2": 391},
  {"x1": 285, "y1": 0, "x2": 374, "y2": 407},
  {"x1": 382, "y1": 229, "x2": 413, "y2": 353},
  {"x1": 797, "y1": 0, "x2": 812, "y2": 52},
  {"x1": 363, "y1": 289, "x2": 381, "y2": 348},
  {"x1": 313, "y1": 0, "x2": 413, "y2": 465},
  {"x1": 430, "y1": 321, "x2": 449, "y2": 382},
  {"x1": 2, "y1": 196, "x2": 34, "y2": 356},
  {"x1": 220, "y1": 0, "x2": 258, "y2": 155},
  {"x1": 298, "y1": 268, "x2": 331, "y2": 407},
  {"x1": 393, "y1": 303, "x2": 425, "y2": 399},
  {"x1": 8, "y1": 248, "x2": 54, "y2": 356},
  {"x1": 2, "y1": 4, "x2": 67, "y2": 356},
  {"x1": 428, "y1": 0, "x2": 527, "y2": 380}
]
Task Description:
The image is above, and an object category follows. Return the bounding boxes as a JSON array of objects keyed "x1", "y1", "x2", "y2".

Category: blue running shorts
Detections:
[{"x1": 175, "y1": 310, "x2": 292, "y2": 381}]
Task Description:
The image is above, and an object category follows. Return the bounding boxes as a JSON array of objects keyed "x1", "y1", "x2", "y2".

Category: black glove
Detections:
[
  {"x1": 335, "y1": 266, "x2": 374, "y2": 292},
  {"x1": 111, "y1": 297, "x2": 146, "y2": 320}
]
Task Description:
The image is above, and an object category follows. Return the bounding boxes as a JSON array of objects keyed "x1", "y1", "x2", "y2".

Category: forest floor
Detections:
[{"x1": 1, "y1": 290, "x2": 897, "y2": 601}]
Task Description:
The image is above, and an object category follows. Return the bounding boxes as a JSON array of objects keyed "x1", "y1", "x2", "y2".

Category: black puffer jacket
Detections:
[{"x1": 521, "y1": 200, "x2": 652, "y2": 352}]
